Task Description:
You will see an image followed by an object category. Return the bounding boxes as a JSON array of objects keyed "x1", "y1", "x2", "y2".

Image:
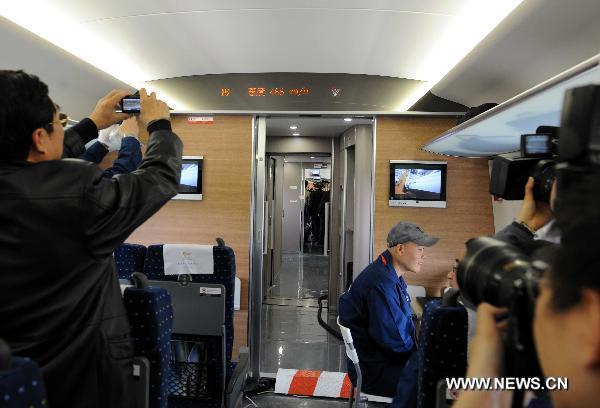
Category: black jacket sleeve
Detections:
[
  {"x1": 63, "y1": 118, "x2": 99, "y2": 158},
  {"x1": 494, "y1": 221, "x2": 535, "y2": 246},
  {"x1": 81, "y1": 127, "x2": 183, "y2": 257}
]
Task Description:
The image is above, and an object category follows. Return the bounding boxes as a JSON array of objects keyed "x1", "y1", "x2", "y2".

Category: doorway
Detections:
[
  {"x1": 264, "y1": 154, "x2": 331, "y2": 304},
  {"x1": 249, "y1": 116, "x2": 375, "y2": 378}
]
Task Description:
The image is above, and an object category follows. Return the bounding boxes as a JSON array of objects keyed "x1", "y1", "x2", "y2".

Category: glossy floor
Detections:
[
  {"x1": 243, "y1": 393, "x2": 351, "y2": 407},
  {"x1": 259, "y1": 304, "x2": 345, "y2": 374},
  {"x1": 267, "y1": 252, "x2": 329, "y2": 299},
  {"x1": 261, "y1": 249, "x2": 343, "y2": 374},
  {"x1": 244, "y1": 392, "x2": 389, "y2": 407}
]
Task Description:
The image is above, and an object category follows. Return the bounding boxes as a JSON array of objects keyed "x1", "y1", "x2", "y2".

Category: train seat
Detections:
[
  {"x1": 115, "y1": 243, "x2": 147, "y2": 280},
  {"x1": 124, "y1": 272, "x2": 173, "y2": 408},
  {"x1": 337, "y1": 318, "x2": 393, "y2": 406},
  {"x1": 142, "y1": 240, "x2": 248, "y2": 407},
  {"x1": 417, "y1": 291, "x2": 468, "y2": 408},
  {"x1": 0, "y1": 339, "x2": 47, "y2": 408}
]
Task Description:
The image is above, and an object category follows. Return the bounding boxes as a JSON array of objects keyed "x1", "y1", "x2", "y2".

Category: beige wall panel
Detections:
[
  {"x1": 375, "y1": 117, "x2": 494, "y2": 295},
  {"x1": 125, "y1": 115, "x2": 253, "y2": 313}
]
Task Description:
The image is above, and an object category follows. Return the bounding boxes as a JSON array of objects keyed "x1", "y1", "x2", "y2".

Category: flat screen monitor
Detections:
[
  {"x1": 173, "y1": 156, "x2": 203, "y2": 200},
  {"x1": 389, "y1": 160, "x2": 447, "y2": 208}
]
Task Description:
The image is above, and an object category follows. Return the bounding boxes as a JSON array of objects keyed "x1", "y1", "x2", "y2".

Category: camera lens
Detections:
[
  {"x1": 532, "y1": 160, "x2": 556, "y2": 203},
  {"x1": 457, "y1": 237, "x2": 531, "y2": 308}
]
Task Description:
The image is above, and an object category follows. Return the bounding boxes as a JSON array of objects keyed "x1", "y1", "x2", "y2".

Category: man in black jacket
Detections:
[{"x1": 0, "y1": 70, "x2": 182, "y2": 407}]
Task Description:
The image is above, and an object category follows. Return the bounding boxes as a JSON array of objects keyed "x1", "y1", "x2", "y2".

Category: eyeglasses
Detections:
[{"x1": 43, "y1": 116, "x2": 67, "y2": 129}]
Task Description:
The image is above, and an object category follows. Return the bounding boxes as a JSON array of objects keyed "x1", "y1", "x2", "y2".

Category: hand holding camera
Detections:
[
  {"x1": 516, "y1": 177, "x2": 554, "y2": 232},
  {"x1": 89, "y1": 89, "x2": 132, "y2": 130},
  {"x1": 136, "y1": 88, "x2": 170, "y2": 129}
]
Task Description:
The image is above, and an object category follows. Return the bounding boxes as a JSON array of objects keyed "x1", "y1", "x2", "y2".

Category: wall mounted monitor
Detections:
[
  {"x1": 389, "y1": 160, "x2": 447, "y2": 208},
  {"x1": 173, "y1": 156, "x2": 203, "y2": 200}
]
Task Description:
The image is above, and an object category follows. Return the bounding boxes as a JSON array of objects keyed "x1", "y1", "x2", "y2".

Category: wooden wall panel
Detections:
[
  {"x1": 375, "y1": 117, "x2": 494, "y2": 295},
  {"x1": 124, "y1": 115, "x2": 253, "y2": 314}
]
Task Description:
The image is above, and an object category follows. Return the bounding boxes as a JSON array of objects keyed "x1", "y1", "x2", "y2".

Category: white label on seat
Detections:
[
  {"x1": 133, "y1": 364, "x2": 140, "y2": 377},
  {"x1": 199, "y1": 287, "x2": 222, "y2": 296}
]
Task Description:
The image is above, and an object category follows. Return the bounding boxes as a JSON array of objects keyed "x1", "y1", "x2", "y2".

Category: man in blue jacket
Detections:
[{"x1": 339, "y1": 222, "x2": 439, "y2": 407}]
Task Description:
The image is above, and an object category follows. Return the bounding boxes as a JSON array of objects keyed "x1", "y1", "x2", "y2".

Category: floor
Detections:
[
  {"x1": 243, "y1": 393, "x2": 354, "y2": 407},
  {"x1": 259, "y1": 304, "x2": 345, "y2": 374},
  {"x1": 261, "y1": 250, "x2": 345, "y2": 375},
  {"x1": 266, "y1": 253, "x2": 330, "y2": 300}
]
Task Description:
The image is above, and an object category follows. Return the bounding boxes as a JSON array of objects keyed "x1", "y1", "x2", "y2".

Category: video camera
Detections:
[
  {"x1": 489, "y1": 126, "x2": 558, "y2": 203},
  {"x1": 458, "y1": 84, "x2": 600, "y2": 380},
  {"x1": 490, "y1": 84, "x2": 600, "y2": 204}
]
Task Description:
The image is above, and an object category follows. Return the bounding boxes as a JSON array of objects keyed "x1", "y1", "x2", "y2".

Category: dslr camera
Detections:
[
  {"x1": 457, "y1": 236, "x2": 552, "y2": 379},
  {"x1": 489, "y1": 126, "x2": 558, "y2": 203}
]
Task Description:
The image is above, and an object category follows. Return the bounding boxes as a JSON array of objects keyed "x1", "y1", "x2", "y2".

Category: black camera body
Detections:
[
  {"x1": 118, "y1": 91, "x2": 141, "y2": 113},
  {"x1": 490, "y1": 127, "x2": 558, "y2": 203}
]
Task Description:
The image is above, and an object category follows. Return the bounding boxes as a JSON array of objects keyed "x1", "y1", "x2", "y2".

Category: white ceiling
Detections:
[
  {"x1": 5, "y1": 0, "x2": 504, "y2": 81},
  {"x1": 267, "y1": 117, "x2": 373, "y2": 137},
  {"x1": 432, "y1": 0, "x2": 600, "y2": 107},
  {"x1": 1, "y1": 0, "x2": 599, "y2": 120}
]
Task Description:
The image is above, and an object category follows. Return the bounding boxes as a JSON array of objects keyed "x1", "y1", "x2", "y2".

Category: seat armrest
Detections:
[
  {"x1": 225, "y1": 347, "x2": 250, "y2": 408},
  {"x1": 133, "y1": 356, "x2": 150, "y2": 408}
]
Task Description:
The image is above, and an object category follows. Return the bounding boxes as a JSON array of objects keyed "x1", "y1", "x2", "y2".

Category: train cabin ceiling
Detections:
[{"x1": 1, "y1": 0, "x2": 599, "y2": 120}]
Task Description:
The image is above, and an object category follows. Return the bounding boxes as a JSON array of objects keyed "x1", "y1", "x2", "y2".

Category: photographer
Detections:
[
  {"x1": 0, "y1": 70, "x2": 182, "y2": 408},
  {"x1": 455, "y1": 236, "x2": 600, "y2": 408},
  {"x1": 455, "y1": 84, "x2": 600, "y2": 408}
]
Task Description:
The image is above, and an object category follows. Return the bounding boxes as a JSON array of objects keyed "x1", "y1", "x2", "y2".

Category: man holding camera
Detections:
[
  {"x1": 339, "y1": 222, "x2": 439, "y2": 407},
  {"x1": 455, "y1": 85, "x2": 600, "y2": 408},
  {"x1": 0, "y1": 70, "x2": 182, "y2": 407}
]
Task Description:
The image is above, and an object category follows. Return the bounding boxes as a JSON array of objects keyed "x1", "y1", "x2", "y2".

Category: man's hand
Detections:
[
  {"x1": 119, "y1": 117, "x2": 139, "y2": 137},
  {"x1": 516, "y1": 177, "x2": 554, "y2": 231},
  {"x1": 454, "y1": 303, "x2": 511, "y2": 408},
  {"x1": 137, "y1": 88, "x2": 170, "y2": 129},
  {"x1": 468, "y1": 303, "x2": 507, "y2": 378},
  {"x1": 88, "y1": 90, "x2": 132, "y2": 130}
]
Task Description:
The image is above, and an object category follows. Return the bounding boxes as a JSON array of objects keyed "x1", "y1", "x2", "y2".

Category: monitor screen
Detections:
[
  {"x1": 173, "y1": 156, "x2": 203, "y2": 200},
  {"x1": 389, "y1": 161, "x2": 447, "y2": 208}
]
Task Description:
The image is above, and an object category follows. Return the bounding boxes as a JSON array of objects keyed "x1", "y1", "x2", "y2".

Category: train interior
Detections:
[{"x1": 1, "y1": 1, "x2": 600, "y2": 408}]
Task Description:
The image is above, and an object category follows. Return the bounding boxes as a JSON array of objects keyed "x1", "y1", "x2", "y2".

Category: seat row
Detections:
[
  {"x1": 119, "y1": 239, "x2": 249, "y2": 408},
  {"x1": 115, "y1": 243, "x2": 242, "y2": 311}
]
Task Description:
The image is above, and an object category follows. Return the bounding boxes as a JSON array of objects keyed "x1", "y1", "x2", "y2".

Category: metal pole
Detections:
[
  {"x1": 324, "y1": 202, "x2": 329, "y2": 256},
  {"x1": 249, "y1": 116, "x2": 266, "y2": 379}
]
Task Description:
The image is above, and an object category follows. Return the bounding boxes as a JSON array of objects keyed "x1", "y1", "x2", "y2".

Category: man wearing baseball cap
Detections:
[{"x1": 339, "y1": 222, "x2": 439, "y2": 407}]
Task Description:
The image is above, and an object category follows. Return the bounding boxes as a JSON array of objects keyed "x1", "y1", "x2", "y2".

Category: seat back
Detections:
[
  {"x1": 417, "y1": 299, "x2": 468, "y2": 408},
  {"x1": 0, "y1": 339, "x2": 47, "y2": 408},
  {"x1": 143, "y1": 241, "x2": 236, "y2": 366},
  {"x1": 124, "y1": 273, "x2": 173, "y2": 408},
  {"x1": 337, "y1": 317, "x2": 359, "y2": 365},
  {"x1": 115, "y1": 243, "x2": 147, "y2": 280},
  {"x1": 149, "y1": 280, "x2": 227, "y2": 405}
]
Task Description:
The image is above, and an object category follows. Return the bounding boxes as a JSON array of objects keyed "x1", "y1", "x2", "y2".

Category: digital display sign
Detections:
[
  {"x1": 150, "y1": 73, "x2": 465, "y2": 112},
  {"x1": 221, "y1": 87, "x2": 312, "y2": 97}
]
